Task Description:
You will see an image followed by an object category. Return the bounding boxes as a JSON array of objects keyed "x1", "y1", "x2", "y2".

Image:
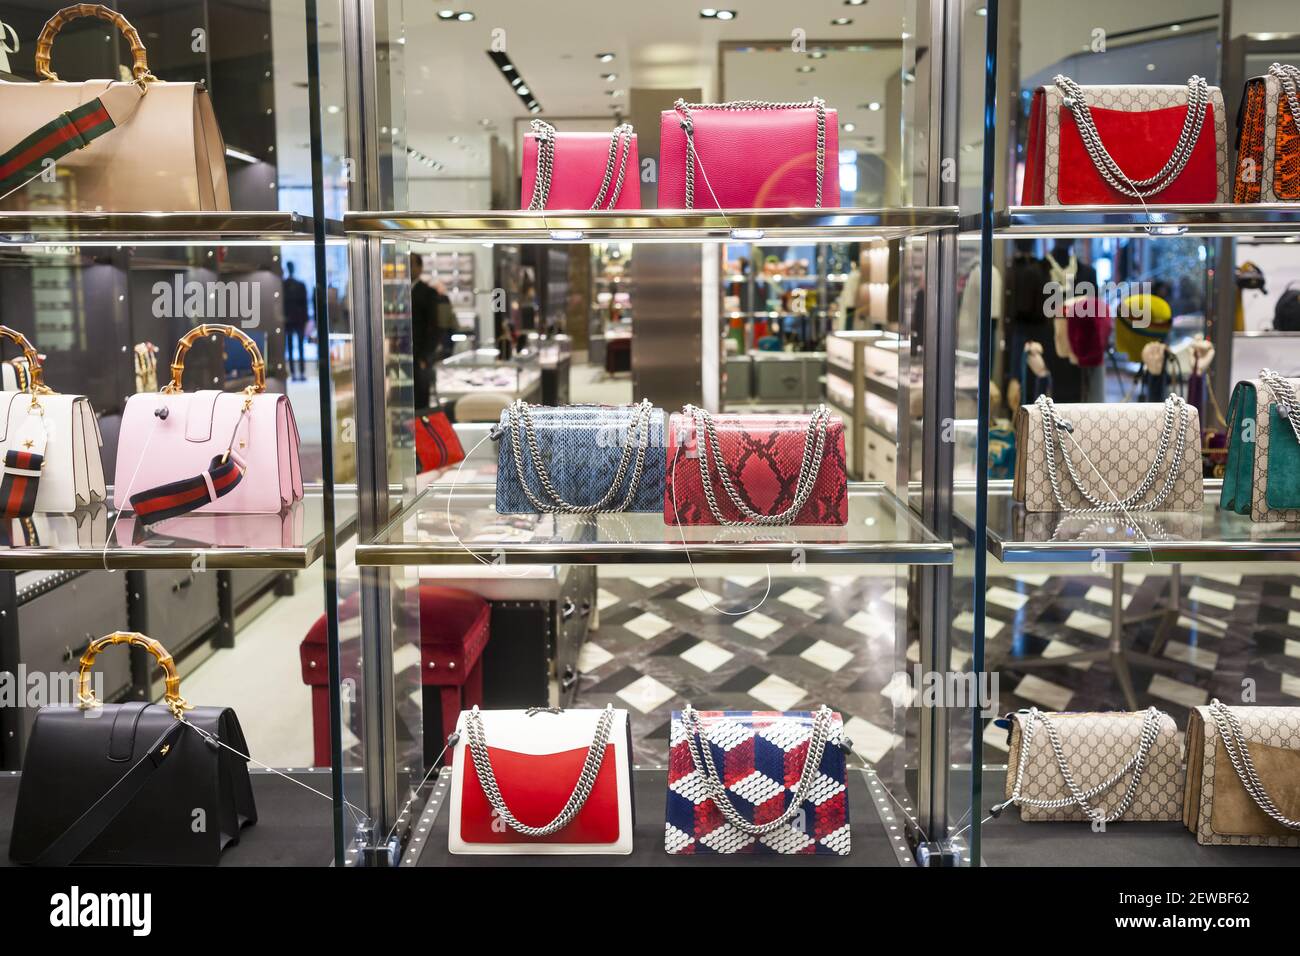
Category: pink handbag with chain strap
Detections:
[
  {"x1": 659, "y1": 99, "x2": 840, "y2": 209},
  {"x1": 665, "y1": 406, "x2": 848, "y2": 526},
  {"x1": 113, "y1": 325, "x2": 303, "y2": 522},
  {"x1": 520, "y1": 121, "x2": 640, "y2": 210}
]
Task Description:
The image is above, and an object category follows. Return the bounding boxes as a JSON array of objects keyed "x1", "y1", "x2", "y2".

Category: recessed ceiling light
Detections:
[
  {"x1": 597, "y1": 52, "x2": 615, "y2": 62},
  {"x1": 1170, "y1": 23, "x2": 1182, "y2": 31},
  {"x1": 326, "y1": 104, "x2": 341, "y2": 114},
  {"x1": 700, "y1": 7, "x2": 737, "y2": 19},
  {"x1": 809, "y1": 50, "x2": 827, "y2": 59},
  {"x1": 511, "y1": 77, "x2": 522, "y2": 86},
  {"x1": 797, "y1": 65, "x2": 815, "y2": 73},
  {"x1": 449, "y1": 135, "x2": 461, "y2": 143},
  {"x1": 831, "y1": 17, "x2": 853, "y2": 25},
  {"x1": 456, "y1": 11, "x2": 474, "y2": 21},
  {"x1": 974, "y1": 6, "x2": 987, "y2": 15},
  {"x1": 868, "y1": 101, "x2": 881, "y2": 111},
  {"x1": 437, "y1": 9, "x2": 454, "y2": 18},
  {"x1": 700, "y1": 6, "x2": 717, "y2": 14},
  {"x1": 479, "y1": 118, "x2": 493, "y2": 127},
  {"x1": 607, "y1": 89, "x2": 625, "y2": 97},
  {"x1": 845, "y1": 0, "x2": 867, "y2": 5},
  {"x1": 517, "y1": 86, "x2": 530, "y2": 95},
  {"x1": 602, "y1": 73, "x2": 618, "y2": 82},
  {"x1": 843, "y1": 122, "x2": 856, "y2": 132},
  {"x1": 715, "y1": 9, "x2": 735, "y2": 19},
  {"x1": 502, "y1": 64, "x2": 514, "y2": 72},
  {"x1": 1146, "y1": 63, "x2": 1156, "y2": 71}
]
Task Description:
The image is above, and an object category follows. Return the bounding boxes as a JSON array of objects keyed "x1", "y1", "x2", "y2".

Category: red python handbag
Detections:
[
  {"x1": 1022, "y1": 74, "x2": 1228, "y2": 205},
  {"x1": 665, "y1": 405, "x2": 848, "y2": 526}
]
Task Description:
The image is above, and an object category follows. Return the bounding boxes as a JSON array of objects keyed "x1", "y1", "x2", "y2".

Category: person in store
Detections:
[
  {"x1": 1042, "y1": 238, "x2": 1095, "y2": 403},
  {"x1": 282, "y1": 261, "x2": 309, "y2": 382},
  {"x1": 411, "y1": 252, "x2": 436, "y2": 411}
]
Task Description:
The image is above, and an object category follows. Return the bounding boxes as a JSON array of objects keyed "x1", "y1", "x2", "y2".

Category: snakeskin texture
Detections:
[
  {"x1": 494, "y1": 404, "x2": 667, "y2": 514},
  {"x1": 1005, "y1": 711, "x2": 1185, "y2": 822},
  {"x1": 1189, "y1": 705, "x2": 1300, "y2": 847},
  {"x1": 664, "y1": 413, "x2": 848, "y2": 525},
  {"x1": 1235, "y1": 80, "x2": 1268, "y2": 203},
  {"x1": 1235, "y1": 75, "x2": 1300, "y2": 203},
  {"x1": 1247, "y1": 377, "x2": 1300, "y2": 522},
  {"x1": 665, "y1": 710, "x2": 850, "y2": 855},
  {"x1": 1014, "y1": 402, "x2": 1204, "y2": 513},
  {"x1": 1036, "y1": 83, "x2": 1229, "y2": 204}
]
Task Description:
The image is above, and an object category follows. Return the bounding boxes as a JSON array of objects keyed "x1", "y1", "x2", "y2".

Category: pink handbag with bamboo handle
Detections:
[
  {"x1": 520, "y1": 120, "x2": 640, "y2": 210},
  {"x1": 113, "y1": 325, "x2": 303, "y2": 523}
]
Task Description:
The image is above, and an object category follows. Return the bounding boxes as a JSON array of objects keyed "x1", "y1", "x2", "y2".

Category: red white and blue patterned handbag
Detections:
[{"x1": 665, "y1": 706, "x2": 850, "y2": 855}]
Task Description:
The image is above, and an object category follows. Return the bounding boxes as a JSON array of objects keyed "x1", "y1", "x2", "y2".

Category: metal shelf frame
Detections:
[
  {"x1": 961, "y1": 204, "x2": 1300, "y2": 239},
  {"x1": 0, "y1": 212, "x2": 343, "y2": 245}
]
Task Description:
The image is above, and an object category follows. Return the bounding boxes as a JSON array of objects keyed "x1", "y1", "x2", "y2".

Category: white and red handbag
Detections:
[
  {"x1": 659, "y1": 98, "x2": 839, "y2": 209},
  {"x1": 0, "y1": 326, "x2": 105, "y2": 517},
  {"x1": 520, "y1": 120, "x2": 639, "y2": 210},
  {"x1": 666, "y1": 706, "x2": 851, "y2": 855},
  {"x1": 448, "y1": 706, "x2": 634, "y2": 855},
  {"x1": 113, "y1": 324, "x2": 303, "y2": 523},
  {"x1": 1022, "y1": 74, "x2": 1229, "y2": 205}
]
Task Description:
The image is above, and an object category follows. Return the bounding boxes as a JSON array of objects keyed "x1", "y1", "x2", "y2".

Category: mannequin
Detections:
[
  {"x1": 1005, "y1": 238, "x2": 1051, "y2": 411},
  {"x1": 1041, "y1": 238, "x2": 1096, "y2": 402}
]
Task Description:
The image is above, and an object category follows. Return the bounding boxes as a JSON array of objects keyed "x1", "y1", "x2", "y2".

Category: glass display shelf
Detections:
[
  {"x1": 400, "y1": 764, "x2": 913, "y2": 868},
  {"x1": 344, "y1": 208, "x2": 960, "y2": 243},
  {"x1": 962, "y1": 204, "x2": 1300, "y2": 238},
  {"x1": 0, "y1": 212, "x2": 342, "y2": 246},
  {"x1": 0, "y1": 488, "x2": 354, "y2": 570},
  {"x1": 355, "y1": 482, "x2": 951, "y2": 567},
  {"x1": 956, "y1": 480, "x2": 1300, "y2": 564}
]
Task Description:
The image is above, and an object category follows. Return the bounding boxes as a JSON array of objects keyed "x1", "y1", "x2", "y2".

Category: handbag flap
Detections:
[{"x1": 1200, "y1": 705, "x2": 1300, "y2": 840}]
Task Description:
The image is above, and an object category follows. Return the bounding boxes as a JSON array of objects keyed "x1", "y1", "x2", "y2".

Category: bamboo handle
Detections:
[
  {"x1": 164, "y1": 324, "x2": 266, "y2": 394},
  {"x1": 79, "y1": 632, "x2": 189, "y2": 719},
  {"x1": 35, "y1": 4, "x2": 152, "y2": 83}
]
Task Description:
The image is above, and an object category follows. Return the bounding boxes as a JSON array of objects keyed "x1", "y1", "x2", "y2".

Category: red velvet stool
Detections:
[
  {"x1": 300, "y1": 585, "x2": 490, "y2": 767},
  {"x1": 605, "y1": 335, "x2": 631, "y2": 374}
]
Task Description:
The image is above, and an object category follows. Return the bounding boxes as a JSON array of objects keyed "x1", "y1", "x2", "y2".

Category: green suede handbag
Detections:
[{"x1": 1220, "y1": 371, "x2": 1300, "y2": 520}]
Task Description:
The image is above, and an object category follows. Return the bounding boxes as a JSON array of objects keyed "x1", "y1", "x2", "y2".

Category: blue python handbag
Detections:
[{"x1": 494, "y1": 401, "x2": 666, "y2": 514}]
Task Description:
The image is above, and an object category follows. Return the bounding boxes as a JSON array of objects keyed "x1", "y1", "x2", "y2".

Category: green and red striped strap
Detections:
[{"x1": 0, "y1": 98, "x2": 117, "y2": 198}]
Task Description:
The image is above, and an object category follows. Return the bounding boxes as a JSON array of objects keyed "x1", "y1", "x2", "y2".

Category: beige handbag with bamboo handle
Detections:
[{"x1": 0, "y1": 3, "x2": 230, "y2": 212}]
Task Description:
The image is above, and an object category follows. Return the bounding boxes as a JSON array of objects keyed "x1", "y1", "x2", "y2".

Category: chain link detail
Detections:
[
  {"x1": 681, "y1": 403, "x2": 830, "y2": 525},
  {"x1": 505, "y1": 399, "x2": 654, "y2": 514},
  {"x1": 1270, "y1": 63, "x2": 1300, "y2": 132},
  {"x1": 672, "y1": 98, "x2": 826, "y2": 208},
  {"x1": 1035, "y1": 393, "x2": 1190, "y2": 513},
  {"x1": 463, "y1": 705, "x2": 615, "y2": 837},
  {"x1": 1006, "y1": 707, "x2": 1164, "y2": 824},
  {"x1": 526, "y1": 120, "x2": 635, "y2": 211},
  {"x1": 1054, "y1": 74, "x2": 1210, "y2": 200},
  {"x1": 1208, "y1": 699, "x2": 1300, "y2": 831},
  {"x1": 681, "y1": 705, "x2": 834, "y2": 836},
  {"x1": 1260, "y1": 368, "x2": 1300, "y2": 445}
]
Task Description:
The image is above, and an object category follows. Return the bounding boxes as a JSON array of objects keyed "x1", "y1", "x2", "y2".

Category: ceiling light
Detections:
[
  {"x1": 845, "y1": 0, "x2": 867, "y2": 5},
  {"x1": 831, "y1": 17, "x2": 853, "y2": 25},
  {"x1": 868, "y1": 101, "x2": 881, "y2": 111},
  {"x1": 602, "y1": 73, "x2": 618, "y2": 82},
  {"x1": 502, "y1": 64, "x2": 514, "y2": 72},
  {"x1": 607, "y1": 89, "x2": 625, "y2": 97},
  {"x1": 456, "y1": 11, "x2": 474, "y2": 21},
  {"x1": 437, "y1": 9, "x2": 454, "y2": 18},
  {"x1": 450, "y1": 135, "x2": 461, "y2": 143},
  {"x1": 438, "y1": 10, "x2": 475, "y2": 22},
  {"x1": 517, "y1": 86, "x2": 530, "y2": 95},
  {"x1": 843, "y1": 123, "x2": 856, "y2": 132},
  {"x1": 700, "y1": 6, "x2": 717, "y2": 14},
  {"x1": 326, "y1": 104, "x2": 341, "y2": 114},
  {"x1": 597, "y1": 52, "x2": 615, "y2": 62},
  {"x1": 797, "y1": 65, "x2": 815, "y2": 73},
  {"x1": 975, "y1": 6, "x2": 987, "y2": 14},
  {"x1": 700, "y1": 8, "x2": 737, "y2": 18},
  {"x1": 715, "y1": 9, "x2": 735, "y2": 19},
  {"x1": 487, "y1": 50, "x2": 543, "y2": 114},
  {"x1": 809, "y1": 51, "x2": 827, "y2": 59},
  {"x1": 1170, "y1": 23, "x2": 1182, "y2": 31}
]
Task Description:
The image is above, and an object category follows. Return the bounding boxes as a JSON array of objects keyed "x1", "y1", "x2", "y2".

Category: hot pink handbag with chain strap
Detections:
[
  {"x1": 113, "y1": 325, "x2": 303, "y2": 523},
  {"x1": 665, "y1": 405, "x2": 848, "y2": 526},
  {"x1": 659, "y1": 99, "x2": 839, "y2": 209},
  {"x1": 520, "y1": 120, "x2": 639, "y2": 210}
]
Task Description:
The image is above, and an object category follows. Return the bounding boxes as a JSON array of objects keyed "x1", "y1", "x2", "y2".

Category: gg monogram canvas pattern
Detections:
[
  {"x1": 1189, "y1": 705, "x2": 1300, "y2": 847},
  {"x1": 665, "y1": 710, "x2": 850, "y2": 855},
  {"x1": 1005, "y1": 711, "x2": 1185, "y2": 822},
  {"x1": 1041, "y1": 82, "x2": 1230, "y2": 204},
  {"x1": 1015, "y1": 402, "x2": 1204, "y2": 513}
]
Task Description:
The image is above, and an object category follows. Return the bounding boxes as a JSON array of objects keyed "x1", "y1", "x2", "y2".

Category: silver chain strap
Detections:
[
  {"x1": 526, "y1": 120, "x2": 635, "y2": 211},
  {"x1": 672, "y1": 98, "x2": 826, "y2": 208},
  {"x1": 1260, "y1": 368, "x2": 1300, "y2": 445},
  {"x1": 681, "y1": 705, "x2": 834, "y2": 836},
  {"x1": 681, "y1": 403, "x2": 831, "y2": 526},
  {"x1": 505, "y1": 399, "x2": 654, "y2": 514},
  {"x1": 1270, "y1": 63, "x2": 1300, "y2": 131},
  {"x1": 1208, "y1": 699, "x2": 1300, "y2": 830},
  {"x1": 1035, "y1": 394, "x2": 1190, "y2": 514},
  {"x1": 1054, "y1": 74, "x2": 1210, "y2": 200},
  {"x1": 1006, "y1": 707, "x2": 1164, "y2": 824},
  {"x1": 463, "y1": 705, "x2": 615, "y2": 837}
]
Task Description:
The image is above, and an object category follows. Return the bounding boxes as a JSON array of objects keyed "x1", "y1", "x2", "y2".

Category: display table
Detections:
[
  {"x1": 0, "y1": 769, "x2": 340, "y2": 867},
  {"x1": 408, "y1": 766, "x2": 909, "y2": 867}
]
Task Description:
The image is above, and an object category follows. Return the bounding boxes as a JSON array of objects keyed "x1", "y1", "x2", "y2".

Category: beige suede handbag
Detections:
[{"x1": 0, "y1": 3, "x2": 229, "y2": 212}]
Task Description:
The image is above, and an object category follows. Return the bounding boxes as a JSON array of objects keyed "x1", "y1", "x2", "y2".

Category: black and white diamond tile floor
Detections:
[{"x1": 572, "y1": 570, "x2": 1300, "y2": 768}]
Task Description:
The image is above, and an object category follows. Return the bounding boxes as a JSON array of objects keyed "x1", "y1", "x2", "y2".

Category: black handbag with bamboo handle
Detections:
[{"x1": 8, "y1": 632, "x2": 256, "y2": 866}]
